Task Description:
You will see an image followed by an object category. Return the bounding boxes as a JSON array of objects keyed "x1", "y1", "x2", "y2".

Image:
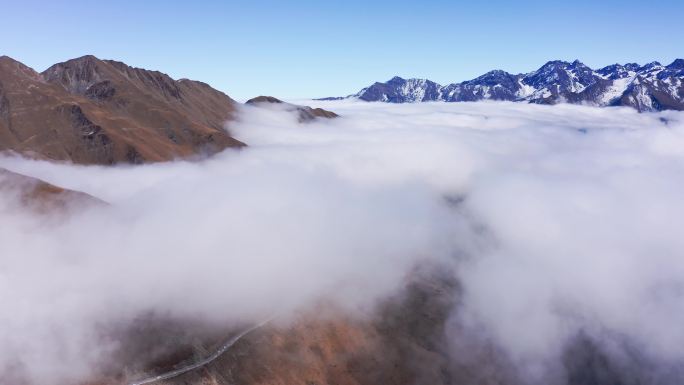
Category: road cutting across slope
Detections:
[{"x1": 128, "y1": 319, "x2": 270, "y2": 385}]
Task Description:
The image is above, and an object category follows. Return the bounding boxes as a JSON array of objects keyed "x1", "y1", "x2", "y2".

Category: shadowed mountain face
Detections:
[
  {"x1": 0, "y1": 55, "x2": 243, "y2": 165},
  {"x1": 245, "y1": 96, "x2": 339, "y2": 122},
  {"x1": 323, "y1": 59, "x2": 684, "y2": 112}
]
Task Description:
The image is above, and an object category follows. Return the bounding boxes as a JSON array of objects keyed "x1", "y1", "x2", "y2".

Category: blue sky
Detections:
[{"x1": 2, "y1": 0, "x2": 682, "y2": 99}]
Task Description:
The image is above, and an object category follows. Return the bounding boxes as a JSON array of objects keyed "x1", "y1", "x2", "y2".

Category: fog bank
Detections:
[{"x1": 1, "y1": 101, "x2": 683, "y2": 384}]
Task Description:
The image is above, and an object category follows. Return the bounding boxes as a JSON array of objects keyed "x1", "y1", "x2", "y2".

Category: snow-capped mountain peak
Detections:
[
  {"x1": 354, "y1": 77, "x2": 441, "y2": 103},
  {"x1": 322, "y1": 59, "x2": 684, "y2": 112}
]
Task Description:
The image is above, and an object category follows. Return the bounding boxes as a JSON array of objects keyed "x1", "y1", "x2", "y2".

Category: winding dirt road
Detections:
[{"x1": 127, "y1": 319, "x2": 270, "y2": 385}]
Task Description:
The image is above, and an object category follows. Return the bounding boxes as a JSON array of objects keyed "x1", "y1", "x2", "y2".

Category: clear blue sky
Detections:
[{"x1": 2, "y1": 0, "x2": 682, "y2": 100}]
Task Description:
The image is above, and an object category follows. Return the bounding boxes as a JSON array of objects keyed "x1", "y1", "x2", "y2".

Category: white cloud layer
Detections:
[{"x1": 1, "y1": 101, "x2": 683, "y2": 384}]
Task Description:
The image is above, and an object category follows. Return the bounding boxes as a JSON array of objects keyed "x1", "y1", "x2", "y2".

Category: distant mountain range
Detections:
[
  {"x1": 0, "y1": 55, "x2": 244, "y2": 165},
  {"x1": 321, "y1": 59, "x2": 684, "y2": 111}
]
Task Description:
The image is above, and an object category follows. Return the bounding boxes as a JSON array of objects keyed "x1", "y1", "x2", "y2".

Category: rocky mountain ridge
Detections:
[
  {"x1": 324, "y1": 59, "x2": 684, "y2": 111},
  {"x1": 0, "y1": 55, "x2": 243, "y2": 164}
]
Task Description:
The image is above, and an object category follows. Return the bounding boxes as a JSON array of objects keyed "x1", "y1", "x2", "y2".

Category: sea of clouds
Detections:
[{"x1": 1, "y1": 100, "x2": 683, "y2": 384}]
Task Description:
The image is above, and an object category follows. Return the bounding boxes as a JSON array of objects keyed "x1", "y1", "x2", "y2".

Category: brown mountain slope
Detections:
[
  {"x1": 89, "y1": 267, "x2": 479, "y2": 385},
  {"x1": 0, "y1": 168, "x2": 103, "y2": 213},
  {"x1": 0, "y1": 55, "x2": 243, "y2": 165},
  {"x1": 112, "y1": 266, "x2": 638, "y2": 385}
]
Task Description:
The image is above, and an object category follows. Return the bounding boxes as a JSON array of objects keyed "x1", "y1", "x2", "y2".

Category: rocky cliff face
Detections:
[
  {"x1": 0, "y1": 55, "x2": 243, "y2": 165},
  {"x1": 325, "y1": 59, "x2": 684, "y2": 112}
]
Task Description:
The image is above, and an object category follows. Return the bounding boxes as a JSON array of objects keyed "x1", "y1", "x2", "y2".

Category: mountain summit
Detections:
[
  {"x1": 323, "y1": 59, "x2": 684, "y2": 111},
  {"x1": 0, "y1": 55, "x2": 243, "y2": 165}
]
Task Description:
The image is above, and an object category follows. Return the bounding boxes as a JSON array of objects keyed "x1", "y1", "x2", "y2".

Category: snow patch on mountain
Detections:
[{"x1": 600, "y1": 76, "x2": 635, "y2": 105}]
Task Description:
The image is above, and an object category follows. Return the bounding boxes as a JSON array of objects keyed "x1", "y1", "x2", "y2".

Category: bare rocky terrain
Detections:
[{"x1": 0, "y1": 55, "x2": 243, "y2": 165}]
